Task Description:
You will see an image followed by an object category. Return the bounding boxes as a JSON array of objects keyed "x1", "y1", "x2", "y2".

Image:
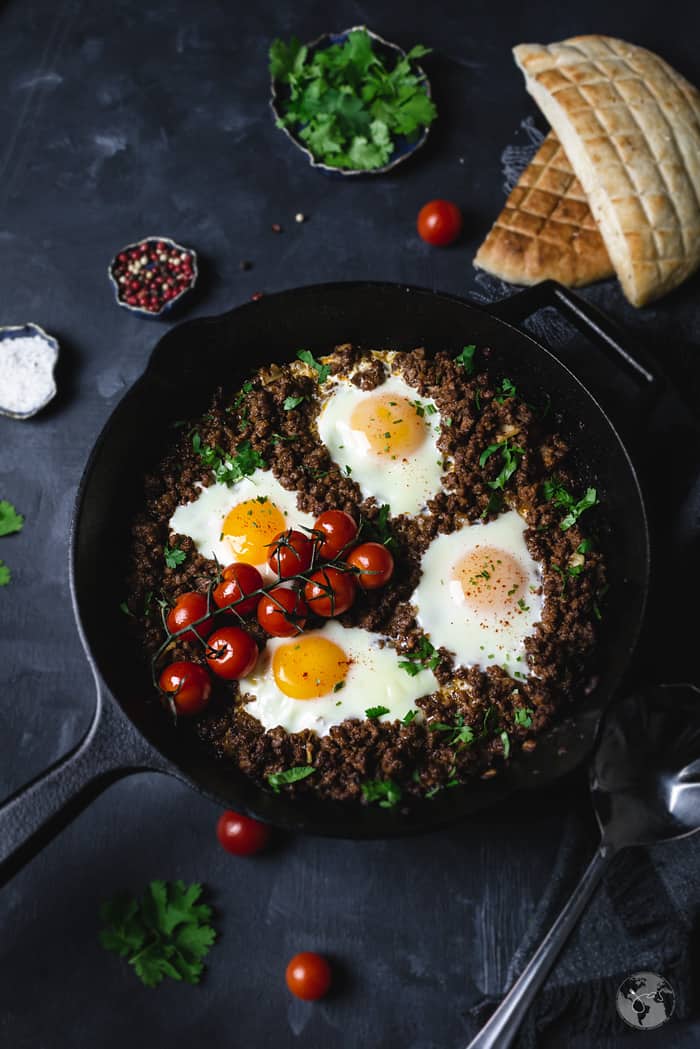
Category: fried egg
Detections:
[
  {"x1": 239, "y1": 620, "x2": 438, "y2": 736},
  {"x1": 411, "y1": 511, "x2": 544, "y2": 676},
  {"x1": 317, "y1": 372, "x2": 445, "y2": 516},
  {"x1": 169, "y1": 470, "x2": 316, "y2": 578}
]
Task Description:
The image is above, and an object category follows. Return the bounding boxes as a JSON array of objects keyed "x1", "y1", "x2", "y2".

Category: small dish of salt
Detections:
[{"x1": 0, "y1": 323, "x2": 59, "y2": 419}]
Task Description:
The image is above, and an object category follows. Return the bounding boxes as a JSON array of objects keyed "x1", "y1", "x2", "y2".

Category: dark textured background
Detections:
[{"x1": 1, "y1": 1, "x2": 699, "y2": 1047}]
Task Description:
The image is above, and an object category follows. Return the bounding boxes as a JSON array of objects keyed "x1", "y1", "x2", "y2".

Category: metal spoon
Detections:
[{"x1": 466, "y1": 682, "x2": 700, "y2": 1049}]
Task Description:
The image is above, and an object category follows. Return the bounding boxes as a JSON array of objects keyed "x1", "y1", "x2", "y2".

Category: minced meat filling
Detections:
[{"x1": 126, "y1": 346, "x2": 605, "y2": 805}]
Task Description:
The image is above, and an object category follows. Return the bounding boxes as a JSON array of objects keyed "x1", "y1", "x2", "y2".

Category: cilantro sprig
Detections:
[
  {"x1": 296, "y1": 349, "x2": 330, "y2": 384},
  {"x1": 429, "y1": 714, "x2": 475, "y2": 749},
  {"x1": 479, "y1": 439, "x2": 525, "y2": 491},
  {"x1": 542, "y1": 478, "x2": 599, "y2": 531},
  {"x1": 399, "y1": 635, "x2": 440, "y2": 676},
  {"x1": 514, "y1": 707, "x2": 534, "y2": 728},
  {"x1": 0, "y1": 499, "x2": 24, "y2": 588},
  {"x1": 361, "y1": 778, "x2": 402, "y2": 808},
  {"x1": 366, "y1": 705, "x2": 390, "y2": 720},
  {"x1": 164, "y1": 544, "x2": 186, "y2": 569},
  {"x1": 192, "y1": 433, "x2": 266, "y2": 486},
  {"x1": 270, "y1": 30, "x2": 436, "y2": 171},
  {"x1": 267, "y1": 765, "x2": 315, "y2": 793},
  {"x1": 99, "y1": 880, "x2": 216, "y2": 988},
  {"x1": 455, "y1": 344, "x2": 476, "y2": 374}
]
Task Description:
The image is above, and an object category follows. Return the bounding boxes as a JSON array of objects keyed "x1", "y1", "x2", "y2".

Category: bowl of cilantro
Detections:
[{"x1": 269, "y1": 26, "x2": 436, "y2": 175}]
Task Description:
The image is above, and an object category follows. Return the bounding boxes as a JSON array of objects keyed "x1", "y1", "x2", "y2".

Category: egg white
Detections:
[
  {"x1": 411, "y1": 511, "x2": 544, "y2": 676},
  {"x1": 168, "y1": 469, "x2": 316, "y2": 577},
  {"x1": 239, "y1": 620, "x2": 438, "y2": 737},
  {"x1": 317, "y1": 373, "x2": 445, "y2": 516}
]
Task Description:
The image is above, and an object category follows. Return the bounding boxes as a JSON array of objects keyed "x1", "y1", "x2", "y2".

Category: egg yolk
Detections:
[
  {"x1": 350, "y1": 394, "x2": 428, "y2": 457},
  {"x1": 272, "y1": 636, "x2": 350, "y2": 699},
  {"x1": 454, "y1": 545, "x2": 527, "y2": 615},
  {"x1": 222, "y1": 498, "x2": 286, "y2": 566}
]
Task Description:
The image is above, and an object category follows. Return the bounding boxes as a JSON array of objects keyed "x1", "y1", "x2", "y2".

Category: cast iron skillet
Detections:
[{"x1": 0, "y1": 280, "x2": 656, "y2": 886}]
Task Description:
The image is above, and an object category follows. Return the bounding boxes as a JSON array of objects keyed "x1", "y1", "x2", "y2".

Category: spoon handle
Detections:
[{"x1": 465, "y1": 844, "x2": 614, "y2": 1049}]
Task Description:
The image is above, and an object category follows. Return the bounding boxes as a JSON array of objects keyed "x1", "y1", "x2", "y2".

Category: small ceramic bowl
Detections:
[
  {"x1": 108, "y1": 235, "x2": 198, "y2": 318},
  {"x1": 270, "y1": 25, "x2": 433, "y2": 177},
  {"x1": 0, "y1": 322, "x2": 59, "y2": 419}
]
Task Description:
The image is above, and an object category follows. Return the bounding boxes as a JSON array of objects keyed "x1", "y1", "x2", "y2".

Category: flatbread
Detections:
[
  {"x1": 474, "y1": 129, "x2": 613, "y2": 287},
  {"x1": 513, "y1": 35, "x2": 700, "y2": 306}
]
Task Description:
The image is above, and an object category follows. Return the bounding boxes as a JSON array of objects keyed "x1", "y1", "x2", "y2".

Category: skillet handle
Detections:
[
  {"x1": 488, "y1": 280, "x2": 661, "y2": 393},
  {"x1": 0, "y1": 679, "x2": 170, "y2": 888}
]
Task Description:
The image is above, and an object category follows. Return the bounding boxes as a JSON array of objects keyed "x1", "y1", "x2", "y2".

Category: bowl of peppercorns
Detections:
[{"x1": 108, "y1": 235, "x2": 198, "y2": 317}]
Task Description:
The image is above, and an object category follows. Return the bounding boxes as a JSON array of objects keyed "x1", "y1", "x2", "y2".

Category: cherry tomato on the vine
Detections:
[
  {"x1": 257, "y1": 587, "x2": 308, "y2": 637},
  {"x1": 313, "y1": 510, "x2": 358, "y2": 560},
  {"x1": 214, "y1": 563, "x2": 264, "y2": 616},
  {"x1": 304, "y1": 566, "x2": 356, "y2": 617},
  {"x1": 267, "y1": 529, "x2": 315, "y2": 578},
  {"x1": 216, "y1": 809, "x2": 270, "y2": 856},
  {"x1": 166, "y1": 592, "x2": 215, "y2": 642},
  {"x1": 285, "y1": 952, "x2": 332, "y2": 1001},
  {"x1": 417, "y1": 199, "x2": 463, "y2": 247},
  {"x1": 345, "y1": 542, "x2": 395, "y2": 590},
  {"x1": 159, "y1": 661, "x2": 211, "y2": 716},
  {"x1": 206, "y1": 626, "x2": 258, "y2": 679}
]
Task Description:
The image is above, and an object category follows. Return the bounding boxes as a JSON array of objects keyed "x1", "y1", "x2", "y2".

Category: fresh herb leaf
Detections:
[
  {"x1": 192, "y1": 433, "x2": 266, "y2": 486},
  {"x1": 333, "y1": 680, "x2": 345, "y2": 693},
  {"x1": 164, "y1": 545, "x2": 186, "y2": 569},
  {"x1": 0, "y1": 500, "x2": 24, "y2": 537},
  {"x1": 283, "y1": 395, "x2": 305, "y2": 411},
  {"x1": 543, "y1": 478, "x2": 599, "y2": 531},
  {"x1": 99, "y1": 880, "x2": 216, "y2": 988},
  {"x1": 500, "y1": 730, "x2": 511, "y2": 758},
  {"x1": 361, "y1": 778, "x2": 402, "y2": 808},
  {"x1": 271, "y1": 30, "x2": 436, "y2": 172},
  {"x1": 494, "y1": 377, "x2": 517, "y2": 403},
  {"x1": 429, "y1": 715, "x2": 475, "y2": 749},
  {"x1": 480, "y1": 439, "x2": 524, "y2": 491},
  {"x1": 455, "y1": 344, "x2": 476, "y2": 374},
  {"x1": 0, "y1": 560, "x2": 10, "y2": 586},
  {"x1": 398, "y1": 635, "x2": 440, "y2": 676},
  {"x1": 402, "y1": 709, "x2": 417, "y2": 725},
  {"x1": 119, "y1": 601, "x2": 135, "y2": 618},
  {"x1": 365, "y1": 705, "x2": 390, "y2": 719},
  {"x1": 514, "y1": 707, "x2": 534, "y2": 728},
  {"x1": 267, "y1": 765, "x2": 315, "y2": 793},
  {"x1": 577, "y1": 538, "x2": 593, "y2": 554},
  {"x1": 296, "y1": 349, "x2": 330, "y2": 384}
]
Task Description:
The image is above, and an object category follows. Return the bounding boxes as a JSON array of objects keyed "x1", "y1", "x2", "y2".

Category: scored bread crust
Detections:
[
  {"x1": 513, "y1": 35, "x2": 700, "y2": 307},
  {"x1": 474, "y1": 129, "x2": 613, "y2": 287}
]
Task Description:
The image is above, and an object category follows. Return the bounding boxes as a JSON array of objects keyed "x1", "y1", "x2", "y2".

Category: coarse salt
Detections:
[{"x1": 0, "y1": 333, "x2": 58, "y2": 417}]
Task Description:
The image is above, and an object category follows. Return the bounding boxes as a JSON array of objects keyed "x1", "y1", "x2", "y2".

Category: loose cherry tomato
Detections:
[
  {"x1": 345, "y1": 542, "x2": 395, "y2": 590},
  {"x1": 206, "y1": 626, "x2": 258, "y2": 679},
  {"x1": 304, "y1": 566, "x2": 356, "y2": 617},
  {"x1": 257, "y1": 587, "x2": 308, "y2": 637},
  {"x1": 166, "y1": 592, "x2": 215, "y2": 642},
  {"x1": 214, "y1": 563, "x2": 263, "y2": 616},
  {"x1": 417, "y1": 199, "x2": 463, "y2": 247},
  {"x1": 267, "y1": 529, "x2": 315, "y2": 578},
  {"x1": 313, "y1": 510, "x2": 358, "y2": 560},
  {"x1": 159, "y1": 661, "x2": 211, "y2": 716},
  {"x1": 285, "y1": 952, "x2": 332, "y2": 1001},
  {"x1": 216, "y1": 809, "x2": 270, "y2": 856}
]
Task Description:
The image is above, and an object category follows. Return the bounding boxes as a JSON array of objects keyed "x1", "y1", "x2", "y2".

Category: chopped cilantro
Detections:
[
  {"x1": 99, "y1": 880, "x2": 216, "y2": 988},
  {"x1": 270, "y1": 31, "x2": 436, "y2": 172},
  {"x1": 542, "y1": 478, "x2": 599, "y2": 531},
  {"x1": 455, "y1": 344, "x2": 476, "y2": 374},
  {"x1": 398, "y1": 635, "x2": 440, "y2": 676},
  {"x1": 402, "y1": 709, "x2": 418, "y2": 725},
  {"x1": 345, "y1": 465, "x2": 352, "y2": 476},
  {"x1": 514, "y1": 707, "x2": 534, "y2": 728},
  {"x1": 500, "y1": 731, "x2": 511, "y2": 758},
  {"x1": 192, "y1": 432, "x2": 266, "y2": 486},
  {"x1": 283, "y1": 394, "x2": 305, "y2": 411},
  {"x1": 494, "y1": 377, "x2": 517, "y2": 403},
  {"x1": 296, "y1": 348, "x2": 330, "y2": 384},
  {"x1": 267, "y1": 765, "x2": 315, "y2": 792},
  {"x1": 480, "y1": 439, "x2": 524, "y2": 491},
  {"x1": 333, "y1": 681, "x2": 345, "y2": 693},
  {"x1": 365, "y1": 705, "x2": 390, "y2": 719},
  {"x1": 429, "y1": 715, "x2": 474, "y2": 749},
  {"x1": 361, "y1": 778, "x2": 402, "y2": 808},
  {"x1": 164, "y1": 545, "x2": 186, "y2": 569}
]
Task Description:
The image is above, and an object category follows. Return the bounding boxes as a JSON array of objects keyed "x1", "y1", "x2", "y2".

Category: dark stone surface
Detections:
[{"x1": 0, "y1": 1, "x2": 699, "y2": 1047}]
